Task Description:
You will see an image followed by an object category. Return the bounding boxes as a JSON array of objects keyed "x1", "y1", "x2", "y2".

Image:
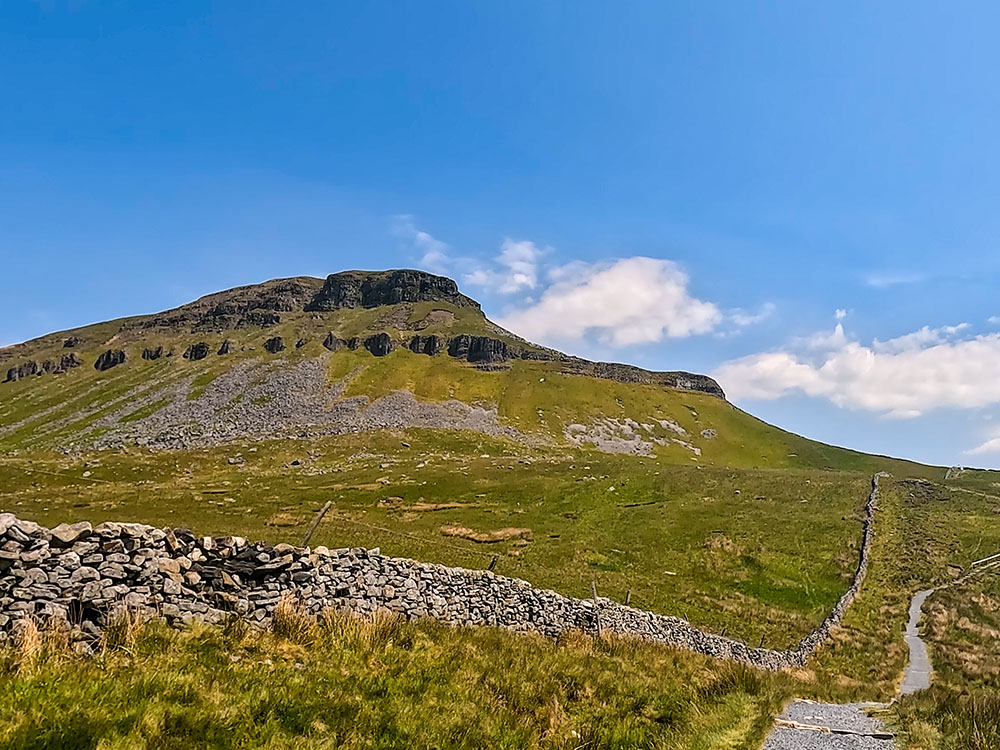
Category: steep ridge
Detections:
[{"x1": 0, "y1": 270, "x2": 723, "y2": 396}]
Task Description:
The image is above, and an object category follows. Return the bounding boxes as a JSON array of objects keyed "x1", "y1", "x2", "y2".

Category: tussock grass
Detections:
[
  {"x1": 101, "y1": 604, "x2": 147, "y2": 652},
  {"x1": 13, "y1": 618, "x2": 42, "y2": 673},
  {"x1": 270, "y1": 596, "x2": 317, "y2": 644},
  {"x1": 0, "y1": 613, "x2": 794, "y2": 750}
]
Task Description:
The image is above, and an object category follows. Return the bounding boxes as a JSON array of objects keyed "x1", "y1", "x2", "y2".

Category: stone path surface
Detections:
[
  {"x1": 899, "y1": 589, "x2": 934, "y2": 695},
  {"x1": 762, "y1": 701, "x2": 896, "y2": 750},
  {"x1": 762, "y1": 582, "x2": 939, "y2": 749}
]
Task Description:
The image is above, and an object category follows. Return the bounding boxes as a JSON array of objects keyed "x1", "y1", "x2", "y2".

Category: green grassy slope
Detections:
[{"x1": 0, "y1": 301, "x2": 943, "y2": 480}]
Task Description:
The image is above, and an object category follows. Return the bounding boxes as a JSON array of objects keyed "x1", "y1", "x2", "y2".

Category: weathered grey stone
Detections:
[
  {"x1": 51, "y1": 521, "x2": 93, "y2": 546},
  {"x1": 305, "y1": 269, "x2": 479, "y2": 312},
  {"x1": 69, "y1": 567, "x2": 100, "y2": 584},
  {"x1": 183, "y1": 342, "x2": 211, "y2": 361},
  {"x1": 363, "y1": 333, "x2": 395, "y2": 357},
  {"x1": 95, "y1": 349, "x2": 127, "y2": 371}
]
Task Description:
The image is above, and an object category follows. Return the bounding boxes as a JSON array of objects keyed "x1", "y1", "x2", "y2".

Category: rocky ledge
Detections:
[
  {"x1": 127, "y1": 270, "x2": 479, "y2": 332},
  {"x1": 305, "y1": 269, "x2": 480, "y2": 312}
]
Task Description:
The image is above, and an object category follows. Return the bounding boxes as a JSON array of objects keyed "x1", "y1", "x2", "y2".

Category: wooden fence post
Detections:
[
  {"x1": 301, "y1": 500, "x2": 332, "y2": 547},
  {"x1": 591, "y1": 581, "x2": 602, "y2": 637}
]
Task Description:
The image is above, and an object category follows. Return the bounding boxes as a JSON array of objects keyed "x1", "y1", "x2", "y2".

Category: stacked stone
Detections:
[{"x1": 0, "y1": 474, "x2": 882, "y2": 670}]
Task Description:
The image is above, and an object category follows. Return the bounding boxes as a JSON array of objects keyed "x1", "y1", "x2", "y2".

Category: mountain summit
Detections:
[{"x1": 0, "y1": 269, "x2": 804, "y2": 460}]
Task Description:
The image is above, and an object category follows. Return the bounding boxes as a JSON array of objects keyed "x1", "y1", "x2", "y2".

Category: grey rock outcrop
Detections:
[
  {"x1": 363, "y1": 333, "x2": 394, "y2": 357},
  {"x1": 183, "y1": 343, "x2": 211, "y2": 361},
  {"x1": 59, "y1": 353, "x2": 83, "y2": 371},
  {"x1": 142, "y1": 347, "x2": 164, "y2": 361},
  {"x1": 408, "y1": 335, "x2": 444, "y2": 356},
  {"x1": 322, "y1": 333, "x2": 343, "y2": 352},
  {"x1": 4, "y1": 361, "x2": 38, "y2": 382},
  {"x1": 557, "y1": 358, "x2": 726, "y2": 399},
  {"x1": 129, "y1": 277, "x2": 322, "y2": 333},
  {"x1": 63, "y1": 337, "x2": 81, "y2": 348},
  {"x1": 448, "y1": 335, "x2": 512, "y2": 364},
  {"x1": 305, "y1": 270, "x2": 480, "y2": 312},
  {"x1": 295, "y1": 338, "x2": 308, "y2": 349},
  {"x1": 238, "y1": 311, "x2": 280, "y2": 328},
  {"x1": 263, "y1": 337, "x2": 285, "y2": 354},
  {"x1": 5, "y1": 355, "x2": 83, "y2": 382},
  {"x1": 95, "y1": 350, "x2": 127, "y2": 371},
  {"x1": 218, "y1": 340, "x2": 234, "y2": 355},
  {"x1": 345, "y1": 337, "x2": 361, "y2": 350}
]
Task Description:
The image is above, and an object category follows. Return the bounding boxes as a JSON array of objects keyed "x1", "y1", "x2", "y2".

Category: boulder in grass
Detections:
[{"x1": 95, "y1": 349, "x2": 126, "y2": 371}]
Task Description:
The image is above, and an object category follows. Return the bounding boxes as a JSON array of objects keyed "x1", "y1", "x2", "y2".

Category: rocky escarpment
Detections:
[
  {"x1": 0, "y1": 476, "x2": 882, "y2": 668},
  {"x1": 5, "y1": 354, "x2": 82, "y2": 382},
  {"x1": 127, "y1": 277, "x2": 324, "y2": 333},
  {"x1": 559, "y1": 359, "x2": 726, "y2": 398},
  {"x1": 3, "y1": 326, "x2": 725, "y2": 399},
  {"x1": 1, "y1": 269, "x2": 725, "y2": 399},
  {"x1": 305, "y1": 269, "x2": 479, "y2": 312}
]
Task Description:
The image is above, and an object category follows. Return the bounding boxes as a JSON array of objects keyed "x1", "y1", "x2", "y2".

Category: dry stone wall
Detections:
[{"x1": 0, "y1": 475, "x2": 885, "y2": 668}]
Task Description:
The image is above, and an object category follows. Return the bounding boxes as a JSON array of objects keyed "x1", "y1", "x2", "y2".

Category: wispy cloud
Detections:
[
  {"x1": 391, "y1": 214, "x2": 450, "y2": 272},
  {"x1": 463, "y1": 238, "x2": 545, "y2": 294},
  {"x1": 863, "y1": 271, "x2": 927, "y2": 289},
  {"x1": 967, "y1": 434, "x2": 1000, "y2": 455},
  {"x1": 728, "y1": 302, "x2": 776, "y2": 328}
]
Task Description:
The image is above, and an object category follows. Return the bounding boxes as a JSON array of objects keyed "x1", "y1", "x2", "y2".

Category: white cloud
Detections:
[
  {"x1": 872, "y1": 323, "x2": 969, "y2": 354},
  {"x1": 967, "y1": 436, "x2": 1000, "y2": 455},
  {"x1": 391, "y1": 215, "x2": 450, "y2": 272},
  {"x1": 835, "y1": 308, "x2": 847, "y2": 320},
  {"x1": 498, "y1": 257, "x2": 722, "y2": 347},
  {"x1": 463, "y1": 238, "x2": 544, "y2": 295},
  {"x1": 715, "y1": 323, "x2": 1000, "y2": 419},
  {"x1": 989, "y1": 316, "x2": 1000, "y2": 326}
]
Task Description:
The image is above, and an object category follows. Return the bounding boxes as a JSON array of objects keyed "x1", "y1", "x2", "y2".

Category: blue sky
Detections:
[{"x1": 4, "y1": 1, "x2": 1000, "y2": 467}]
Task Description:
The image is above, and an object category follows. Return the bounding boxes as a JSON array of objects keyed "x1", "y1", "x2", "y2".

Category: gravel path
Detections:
[
  {"x1": 762, "y1": 701, "x2": 896, "y2": 750},
  {"x1": 899, "y1": 589, "x2": 934, "y2": 695},
  {"x1": 761, "y1": 583, "x2": 938, "y2": 749}
]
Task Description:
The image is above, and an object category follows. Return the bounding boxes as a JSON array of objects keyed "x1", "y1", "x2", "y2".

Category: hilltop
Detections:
[{"x1": 0, "y1": 269, "x2": 923, "y2": 476}]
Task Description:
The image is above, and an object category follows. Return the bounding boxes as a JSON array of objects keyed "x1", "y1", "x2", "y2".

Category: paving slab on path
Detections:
[{"x1": 762, "y1": 701, "x2": 896, "y2": 750}]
